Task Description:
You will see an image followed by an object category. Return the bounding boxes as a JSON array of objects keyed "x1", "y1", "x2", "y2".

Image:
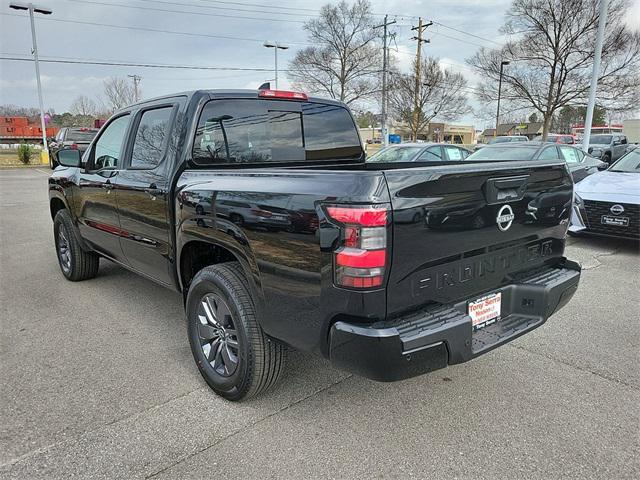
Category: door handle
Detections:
[{"x1": 144, "y1": 183, "x2": 162, "y2": 198}]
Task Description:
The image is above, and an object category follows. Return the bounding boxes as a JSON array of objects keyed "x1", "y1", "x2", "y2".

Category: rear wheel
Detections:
[
  {"x1": 53, "y1": 210, "x2": 99, "y2": 281},
  {"x1": 186, "y1": 262, "x2": 285, "y2": 401}
]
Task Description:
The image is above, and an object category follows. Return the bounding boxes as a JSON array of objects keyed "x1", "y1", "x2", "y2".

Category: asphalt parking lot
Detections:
[{"x1": 1, "y1": 167, "x2": 638, "y2": 479}]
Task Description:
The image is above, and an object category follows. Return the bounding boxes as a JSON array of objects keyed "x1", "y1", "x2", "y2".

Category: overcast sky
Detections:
[{"x1": 1, "y1": 0, "x2": 638, "y2": 128}]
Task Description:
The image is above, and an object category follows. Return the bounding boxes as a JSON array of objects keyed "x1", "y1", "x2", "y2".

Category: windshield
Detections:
[
  {"x1": 466, "y1": 146, "x2": 538, "y2": 161},
  {"x1": 590, "y1": 135, "x2": 612, "y2": 144},
  {"x1": 66, "y1": 129, "x2": 98, "y2": 142},
  {"x1": 609, "y1": 149, "x2": 640, "y2": 173},
  {"x1": 367, "y1": 146, "x2": 423, "y2": 162}
]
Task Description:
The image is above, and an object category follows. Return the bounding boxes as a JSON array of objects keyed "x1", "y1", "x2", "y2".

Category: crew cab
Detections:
[{"x1": 49, "y1": 90, "x2": 581, "y2": 401}]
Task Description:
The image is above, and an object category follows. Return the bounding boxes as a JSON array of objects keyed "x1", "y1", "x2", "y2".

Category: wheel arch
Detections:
[
  {"x1": 177, "y1": 238, "x2": 265, "y2": 313},
  {"x1": 50, "y1": 196, "x2": 67, "y2": 221}
]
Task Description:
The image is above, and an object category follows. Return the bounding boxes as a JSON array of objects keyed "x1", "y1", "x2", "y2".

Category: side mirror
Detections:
[
  {"x1": 597, "y1": 162, "x2": 608, "y2": 171},
  {"x1": 57, "y1": 149, "x2": 82, "y2": 168}
]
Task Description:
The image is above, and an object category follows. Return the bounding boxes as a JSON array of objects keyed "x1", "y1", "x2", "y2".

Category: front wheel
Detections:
[
  {"x1": 53, "y1": 210, "x2": 99, "y2": 281},
  {"x1": 186, "y1": 262, "x2": 285, "y2": 401}
]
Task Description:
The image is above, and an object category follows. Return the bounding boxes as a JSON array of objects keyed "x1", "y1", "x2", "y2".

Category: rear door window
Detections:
[
  {"x1": 559, "y1": 146, "x2": 580, "y2": 164},
  {"x1": 192, "y1": 99, "x2": 361, "y2": 164},
  {"x1": 443, "y1": 146, "x2": 464, "y2": 161},
  {"x1": 130, "y1": 106, "x2": 174, "y2": 169}
]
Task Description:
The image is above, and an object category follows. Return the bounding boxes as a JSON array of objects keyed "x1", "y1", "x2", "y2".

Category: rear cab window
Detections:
[
  {"x1": 66, "y1": 129, "x2": 98, "y2": 142},
  {"x1": 192, "y1": 99, "x2": 362, "y2": 165}
]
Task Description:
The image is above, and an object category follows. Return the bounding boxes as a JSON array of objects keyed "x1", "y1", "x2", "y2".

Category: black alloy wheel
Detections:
[{"x1": 197, "y1": 293, "x2": 240, "y2": 377}]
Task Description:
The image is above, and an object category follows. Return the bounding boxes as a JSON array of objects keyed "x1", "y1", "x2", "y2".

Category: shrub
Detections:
[{"x1": 17, "y1": 143, "x2": 33, "y2": 165}]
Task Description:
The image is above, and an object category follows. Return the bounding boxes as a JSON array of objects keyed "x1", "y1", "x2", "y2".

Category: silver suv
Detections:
[{"x1": 587, "y1": 134, "x2": 629, "y2": 164}]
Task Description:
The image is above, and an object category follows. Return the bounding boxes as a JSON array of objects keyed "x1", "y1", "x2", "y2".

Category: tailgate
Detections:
[{"x1": 383, "y1": 160, "x2": 573, "y2": 316}]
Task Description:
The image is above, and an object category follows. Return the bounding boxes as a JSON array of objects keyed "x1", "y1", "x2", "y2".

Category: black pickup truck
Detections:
[{"x1": 49, "y1": 89, "x2": 581, "y2": 400}]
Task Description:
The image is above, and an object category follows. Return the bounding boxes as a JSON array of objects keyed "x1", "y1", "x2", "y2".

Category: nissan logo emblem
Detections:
[
  {"x1": 496, "y1": 204, "x2": 515, "y2": 231},
  {"x1": 610, "y1": 204, "x2": 625, "y2": 215}
]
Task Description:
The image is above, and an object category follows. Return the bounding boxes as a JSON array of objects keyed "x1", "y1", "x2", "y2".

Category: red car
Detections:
[{"x1": 536, "y1": 134, "x2": 576, "y2": 144}]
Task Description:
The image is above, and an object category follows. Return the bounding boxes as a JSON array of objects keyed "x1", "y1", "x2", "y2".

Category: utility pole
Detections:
[
  {"x1": 582, "y1": 0, "x2": 609, "y2": 152},
  {"x1": 128, "y1": 74, "x2": 141, "y2": 102},
  {"x1": 374, "y1": 15, "x2": 396, "y2": 147},
  {"x1": 411, "y1": 18, "x2": 432, "y2": 142}
]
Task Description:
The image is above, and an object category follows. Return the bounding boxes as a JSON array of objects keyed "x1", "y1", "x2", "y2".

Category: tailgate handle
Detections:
[{"x1": 484, "y1": 175, "x2": 529, "y2": 204}]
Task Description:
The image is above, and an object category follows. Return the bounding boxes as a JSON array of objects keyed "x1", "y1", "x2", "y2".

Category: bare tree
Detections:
[
  {"x1": 0, "y1": 105, "x2": 41, "y2": 117},
  {"x1": 287, "y1": 0, "x2": 381, "y2": 105},
  {"x1": 103, "y1": 77, "x2": 136, "y2": 112},
  {"x1": 69, "y1": 95, "x2": 97, "y2": 117},
  {"x1": 388, "y1": 58, "x2": 472, "y2": 140},
  {"x1": 468, "y1": 0, "x2": 640, "y2": 139}
]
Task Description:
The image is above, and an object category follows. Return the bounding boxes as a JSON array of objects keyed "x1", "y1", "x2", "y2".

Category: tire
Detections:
[
  {"x1": 53, "y1": 209, "x2": 100, "y2": 281},
  {"x1": 186, "y1": 262, "x2": 285, "y2": 401},
  {"x1": 603, "y1": 153, "x2": 611, "y2": 164}
]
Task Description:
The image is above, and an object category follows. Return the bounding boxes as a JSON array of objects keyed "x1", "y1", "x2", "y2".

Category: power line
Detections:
[
  {"x1": 133, "y1": 0, "x2": 316, "y2": 17},
  {"x1": 191, "y1": 0, "x2": 318, "y2": 12},
  {"x1": 0, "y1": 55, "x2": 275, "y2": 72},
  {"x1": 0, "y1": 13, "x2": 311, "y2": 45},
  {"x1": 376, "y1": 12, "x2": 502, "y2": 47},
  {"x1": 65, "y1": 0, "x2": 306, "y2": 23},
  {"x1": 0, "y1": 53, "x2": 375, "y2": 76},
  {"x1": 430, "y1": 20, "x2": 502, "y2": 47}
]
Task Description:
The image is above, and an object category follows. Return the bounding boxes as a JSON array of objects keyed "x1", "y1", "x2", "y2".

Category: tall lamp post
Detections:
[
  {"x1": 10, "y1": 2, "x2": 52, "y2": 164},
  {"x1": 582, "y1": 0, "x2": 609, "y2": 152},
  {"x1": 263, "y1": 41, "x2": 289, "y2": 90},
  {"x1": 495, "y1": 60, "x2": 510, "y2": 138}
]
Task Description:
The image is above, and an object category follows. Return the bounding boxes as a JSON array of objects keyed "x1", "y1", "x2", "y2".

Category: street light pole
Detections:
[
  {"x1": 10, "y1": 3, "x2": 52, "y2": 163},
  {"x1": 495, "y1": 60, "x2": 510, "y2": 138},
  {"x1": 582, "y1": 0, "x2": 609, "y2": 152},
  {"x1": 263, "y1": 42, "x2": 289, "y2": 89}
]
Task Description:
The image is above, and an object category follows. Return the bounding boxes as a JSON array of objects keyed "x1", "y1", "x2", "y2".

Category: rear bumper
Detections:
[{"x1": 329, "y1": 259, "x2": 581, "y2": 382}]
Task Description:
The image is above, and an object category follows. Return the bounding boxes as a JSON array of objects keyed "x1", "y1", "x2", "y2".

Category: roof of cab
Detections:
[{"x1": 115, "y1": 89, "x2": 346, "y2": 112}]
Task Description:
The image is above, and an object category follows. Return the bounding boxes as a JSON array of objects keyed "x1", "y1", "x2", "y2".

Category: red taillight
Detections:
[
  {"x1": 326, "y1": 205, "x2": 388, "y2": 289},
  {"x1": 326, "y1": 206, "x2": 387, "y2": 227},
  {"x1": 70, "y1": 143, "x2": 78, "y2": 150},
  {"x1": 258, "y1": 89, "x2": 308, "y2": 101}
]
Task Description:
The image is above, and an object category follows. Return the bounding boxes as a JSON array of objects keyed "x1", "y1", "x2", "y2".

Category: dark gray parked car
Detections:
[{"x1": 466, "y1": 143, "x2": 606, "y2": 183}]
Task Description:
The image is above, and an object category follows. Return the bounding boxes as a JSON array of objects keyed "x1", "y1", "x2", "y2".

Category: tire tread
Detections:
[{"x1": 54, "y1": 210, "x2": 99, "y2": 281}]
